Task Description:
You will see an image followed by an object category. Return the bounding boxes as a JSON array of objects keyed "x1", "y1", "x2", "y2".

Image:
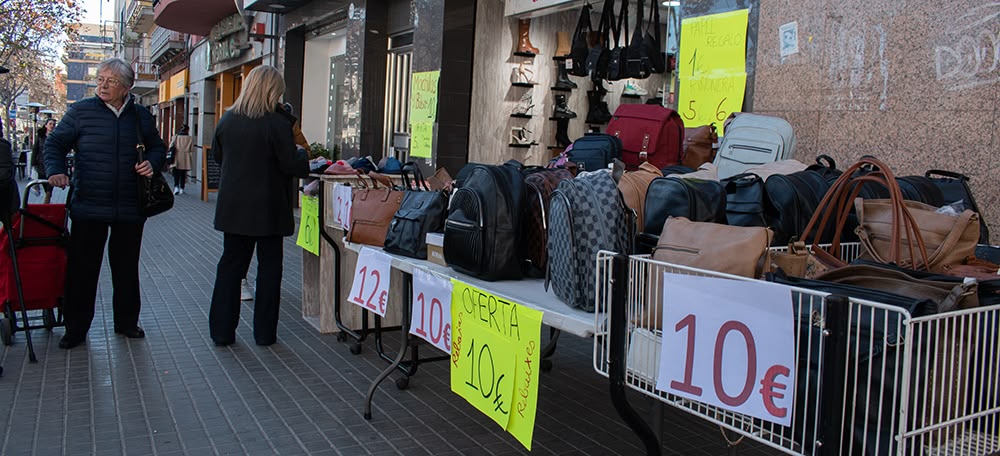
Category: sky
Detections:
[{"x1": 80, "y1": 0, "x2": 111, "y2": 25}]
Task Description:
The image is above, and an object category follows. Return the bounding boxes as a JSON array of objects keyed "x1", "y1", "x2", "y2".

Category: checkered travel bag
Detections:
[{"x1": 546, "y1": 169, "x2": 631, "y2": 311}]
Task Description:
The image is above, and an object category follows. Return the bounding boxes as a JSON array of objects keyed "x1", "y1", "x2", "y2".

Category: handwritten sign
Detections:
[
  {"x1": 348, "y1": 248, "x2": 392, "y2": 317},
  {"x1": 410, "y1": 269, "x2": 453, "y2": 354},
  {"x1": 679, "y1": 9, "x2": 749, "y2": 77},
  {"x1": 677, "y1": 73, "x2": 747, "y2": 134},
  {"x1": 295, "y1": 195, "x2": 320, "y2": 255},
  {"x1": 451, "y1": 280, "x2": 542, "y2": 450},
  {"x1": 655, "y1": 273, "x2": 796, "y2": 426},
  {"x1": 679, "y1": 9, "x2": 749, "y2": 135},
  {"x1": 333, "y1": 184, "x2": 352, "y2": 230},
  {"x1": 410, "y1": 122, "x2": 433, "y2": 159},
  {"x1": 409, "y1": 71, "x2": 439, "y2": 158}
]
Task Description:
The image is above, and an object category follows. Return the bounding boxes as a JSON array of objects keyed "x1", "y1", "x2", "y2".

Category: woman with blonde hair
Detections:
[{"x1": 209, "y1": 64, "x2": 309, "y2": 347}]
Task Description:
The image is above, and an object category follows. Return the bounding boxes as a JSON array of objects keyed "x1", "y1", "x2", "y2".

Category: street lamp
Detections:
[{"x1": 23, "y1": 102, "x2": 45, "y2": 169}]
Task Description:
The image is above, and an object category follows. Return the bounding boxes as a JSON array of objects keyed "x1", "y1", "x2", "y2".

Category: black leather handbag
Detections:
[
  {"x1": 134, "y1": 114, "x2": 173, "y2": 217},
  {"x1": 722, "y1": 173, "x2": 766, "y2": 227},
  {"x1": 637, "y1": 176, "x2": 726, "y2": 252},
  {"x1": 383, "y1": 163, "x2": 448, "y2": 259}
]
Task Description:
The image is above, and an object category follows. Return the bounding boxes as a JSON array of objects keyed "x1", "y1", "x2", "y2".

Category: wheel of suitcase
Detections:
[{"x1": 0, "y1": 317, "x2": 12, "y2": 346}]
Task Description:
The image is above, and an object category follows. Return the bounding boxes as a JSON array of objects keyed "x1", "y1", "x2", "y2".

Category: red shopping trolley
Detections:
[{"x1": 0, "y1": 180, "x2": 69, "y2": 362}]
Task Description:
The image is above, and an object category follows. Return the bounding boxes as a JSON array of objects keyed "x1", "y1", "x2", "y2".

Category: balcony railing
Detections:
[
  {"x1": 132, "y1": 59, "x2": 159, "y2": 81},
  {"x1": 150, "y1": 27, "x2": 185, "y2": 64},
  {"x1": 126, "y1": 0, "x2": 155, "y2": 34}
]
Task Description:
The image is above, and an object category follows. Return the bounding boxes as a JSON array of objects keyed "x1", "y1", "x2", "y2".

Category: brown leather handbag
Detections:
[
  {"x1": 618, "y1": 161, "x2": 662, "y2": 228},
  {"x1": 680, "y1": 124, "x2": 718, "y2": 169},
  {"x1": 346, "y1": 171, "x2": 404, "y2": 247},
  {"x1": 772, "y1": 157, "x2": 978, "y2": 277},
  {"x1": 636, "y1": 218, "x2": 772, "y2": 330}
]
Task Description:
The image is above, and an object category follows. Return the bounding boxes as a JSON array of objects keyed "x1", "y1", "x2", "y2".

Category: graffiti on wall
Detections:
[
  {"x1": 934, "y1": 4, "x2": 1000, "y2": 91},
  {"x1": 825, "y1": 17, "x2": 891, "y2": 111}
]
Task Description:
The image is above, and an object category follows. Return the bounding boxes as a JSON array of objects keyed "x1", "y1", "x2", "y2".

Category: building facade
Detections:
[{"x1": 64, "y1": 24, "x2": 116, "y2": 104}]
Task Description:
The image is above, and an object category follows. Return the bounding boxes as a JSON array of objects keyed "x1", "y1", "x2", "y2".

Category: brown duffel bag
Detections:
[{"x1": 618, "y1": 162, "x2": 662, "y2": 229}]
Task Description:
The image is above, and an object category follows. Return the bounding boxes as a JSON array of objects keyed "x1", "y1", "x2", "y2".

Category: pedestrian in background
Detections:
[
  {"x1": 32, "y1": 118, "x2": 56, "y2": 203},
  {"x1": 168, "y1": 124, "x2": 193, "y2": 195},
  {"x1": 209, "y1": 65, "x2": 309, "y2": 347},
  {"x1": 45, "y1": 57, "x2": 166, "y2": 350}
]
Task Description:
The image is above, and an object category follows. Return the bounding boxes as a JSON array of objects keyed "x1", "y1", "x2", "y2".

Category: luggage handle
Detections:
[{"x1": 925, "y1": 169, "x2": 970, "y2": 181}]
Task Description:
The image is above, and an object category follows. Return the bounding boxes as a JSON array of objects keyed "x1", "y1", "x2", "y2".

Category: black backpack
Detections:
[
  {"x1": 443, "y1": 160, "x2": 527, "y2": 281},
  {"x1": 637, "y1": 176, "x2": 726, "y2": 252},
  {"x1": 568, "y1": 132, "x2": 621, "y2": 172}
]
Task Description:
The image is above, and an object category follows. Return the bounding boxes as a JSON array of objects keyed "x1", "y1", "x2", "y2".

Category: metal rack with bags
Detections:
[{"x1": 593, "y1": 248, "x2": 1000, "y2": 456}]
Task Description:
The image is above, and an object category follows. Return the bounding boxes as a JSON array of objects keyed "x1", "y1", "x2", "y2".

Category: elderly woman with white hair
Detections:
[{"x1": 44, "y1": 57, "x2": 167, "y2": 349}]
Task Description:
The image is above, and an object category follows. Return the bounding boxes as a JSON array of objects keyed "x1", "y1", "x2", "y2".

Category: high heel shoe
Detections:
[
  {"x1": 510, "y1": 127, "x2": 537, "y2": 145},
  {"x1": 510, "y1": 62, "x2": 537, "y2": 85},
  {"x1": 511, "y1": 91, "x2": 534, "y2": 116}
]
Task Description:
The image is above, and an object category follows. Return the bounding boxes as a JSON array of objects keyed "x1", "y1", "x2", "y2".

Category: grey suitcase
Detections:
[
  {"x1": 546, "y1": 170, "x2": 631, "y2": 311},
  {"x1": 714, "y1": 113, "x2": 796, "y2": 180}
]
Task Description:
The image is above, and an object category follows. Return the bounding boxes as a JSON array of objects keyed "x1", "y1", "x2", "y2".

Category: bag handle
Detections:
[
  {"x1": 401, "y1": 162, "x2": 430, "y2": 191},
  {"x1": 573, "y1": 4, "x2": 594, "y2": 44},
  {"x1": 800, "y1": 157, "x2": 930, "y2": 269},
  {"x1": 925, "y1": 169, "x2": 970, "y2": 181}
]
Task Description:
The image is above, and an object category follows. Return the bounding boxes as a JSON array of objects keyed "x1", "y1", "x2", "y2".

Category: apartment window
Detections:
[{"x1": 383, "y1": 32, "x2": 413, "y2": 160}]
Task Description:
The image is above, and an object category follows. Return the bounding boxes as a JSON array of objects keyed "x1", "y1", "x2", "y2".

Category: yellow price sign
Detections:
[
  {"x1": 410, "y1": 122, "x2": 433, "y2": 158},
  {"x1": 450, "y1": 280, "x2": 542, "y2": 450},
  {"x1": 678, "y1": 73, "x2": 747, "y2": 135},
  {"x1": 295, "y1": 194, "x2": 319, "y2": 255},
  {"x1": 679, "y1": 9, "x2": 750, "y2": 78}
]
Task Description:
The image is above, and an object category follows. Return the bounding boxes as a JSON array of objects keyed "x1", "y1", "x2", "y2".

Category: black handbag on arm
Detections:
[
  {"x1": 382, "y1": 162, "x2": 448, "y2": 259},
  {"x1": 135, "y1": 113, "x2": 173, "y2": 217}
]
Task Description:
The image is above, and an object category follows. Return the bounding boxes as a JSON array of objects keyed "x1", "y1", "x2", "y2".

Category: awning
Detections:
[{"x1": 154, "y1": 0, "x2": 238, "y2": 36}]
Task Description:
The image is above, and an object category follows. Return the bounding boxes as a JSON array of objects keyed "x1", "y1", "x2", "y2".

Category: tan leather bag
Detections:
[
  {"x1": 653, "y1": 217, "x2": 773, "y2": 278},
  {"x1": 771, "y1": 157, "x2": 977, "y2": 277},
  {"x1": 855, "y1": 197, "x2": 979, "y2": 273},
  {"x1": 618, "y1": 162, "x2": 662, "y2": 228},
  {"x1": 680, "y1": 124, "x2": 718, "y2": 168},
  {"x1": 346, "y1": 172, "x2": 404, "y2": 247},
  {"x1": 636, "y1": 218, "x2": 772, "y2": 330}
]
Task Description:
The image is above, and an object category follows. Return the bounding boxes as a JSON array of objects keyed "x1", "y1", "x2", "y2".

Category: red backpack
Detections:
[{"x1": 606, "y1": 104, "x2": 684, "y2": 170}]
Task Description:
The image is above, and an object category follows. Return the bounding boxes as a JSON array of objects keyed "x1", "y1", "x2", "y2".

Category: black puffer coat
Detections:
[{"x1": 44, "y1": 96, "x2": 166, "y2": 223}]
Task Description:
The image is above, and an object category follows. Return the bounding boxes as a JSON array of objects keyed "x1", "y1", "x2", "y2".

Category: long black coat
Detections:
[
  {"x1": 43, "y1": 96, "x2": 166, "y2": 223},
  {"x1": 212, "y1": 110, "x2": 309, "y2": 237}
]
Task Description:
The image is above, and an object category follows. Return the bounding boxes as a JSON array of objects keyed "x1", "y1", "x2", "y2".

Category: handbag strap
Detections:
[
  {"x1": 573, "y1": 4, "x2": 594, "y2": 41},
  {"x1": 645, "y1": 0, "x2": 661, "y2": 47},
  {"x1": 133, "y1": 99, "x2": 146, "y2": 164},
  {"x1": 401, "y1": 162, "x2": 430, "y2": 191}
]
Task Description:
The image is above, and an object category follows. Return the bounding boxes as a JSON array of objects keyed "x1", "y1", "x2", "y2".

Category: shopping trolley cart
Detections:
[
  {"x1": 594, "y1": 247, "x2": 1000, "y2": 456},
  {"x1": 0, "y1": 180, "x2": 70, "y2": 362}
]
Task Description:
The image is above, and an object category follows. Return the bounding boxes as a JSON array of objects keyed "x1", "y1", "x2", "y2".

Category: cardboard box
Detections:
[{"x1": 426, "y1": 232, "x2": 446, "y2": 266}]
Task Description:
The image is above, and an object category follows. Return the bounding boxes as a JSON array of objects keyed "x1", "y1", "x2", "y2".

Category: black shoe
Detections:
[
  {"x1": 58, "y1": 335, "x2": 85, "y2": 349},
  {"x1": 114, "y1": 326, "x2": 145, "y2": 339},
  {"x1": 213, "y1": 339, "x2": 234, "y2": 347}
]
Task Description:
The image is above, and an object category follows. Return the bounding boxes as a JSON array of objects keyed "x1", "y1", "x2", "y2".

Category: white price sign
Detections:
[
  {"x1": 333, "y1": 184, "x2": 352, "y2": 230},
  {"x1": 655, "y1": 273, "x2": 796, "y2": 426},
  {"x1": 348, "y1": 247, "x2": 392, "y2": 317},
  {"x1": 409, "y1": 268, "x2": 452, "y2": 353}
]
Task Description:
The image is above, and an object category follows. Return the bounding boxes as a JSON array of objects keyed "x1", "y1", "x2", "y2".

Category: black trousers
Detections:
[
  {"x1": 209, "y1": 233, "x2": 283, "y2": 345},
  {"x1": 64, "y1": 219, "x2": 145, "y2": 338},
  {"x1": 172, "y1": 169, "x2": 188, "y2": 189}
]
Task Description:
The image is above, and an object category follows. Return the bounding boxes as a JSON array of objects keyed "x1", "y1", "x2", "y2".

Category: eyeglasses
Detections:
[{"x1": 96, "y1": 77, "x2": 122, "y2": 87}]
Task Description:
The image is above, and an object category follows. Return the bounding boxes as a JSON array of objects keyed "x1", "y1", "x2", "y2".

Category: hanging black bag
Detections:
[
  {"x1": 605, "y1": 0, "x2": 629, "y2": 81},
  {"x1": 135, "y1": 112, "x2": 173, "y2": 217},
  {"x1": 383, "y1": 163, "x2": 449, "y2": 259},
  {"x1": 568, "y1": 4, "x2": 593, "y2": 77},
  {"x1": 640, "y1": 0, "x2": 666, "y2": 74},
  {"x1": 589, "y1": 0, "x2": 617, "y2": 80},
  {"x1": 624, "y1": 0, "x2": 649, "y2": 79}
]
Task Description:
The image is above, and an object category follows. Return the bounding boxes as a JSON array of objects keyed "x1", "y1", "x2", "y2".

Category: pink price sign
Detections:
[{"x1": 655, "y1": 273, "x2": 796, "y2": 427}]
